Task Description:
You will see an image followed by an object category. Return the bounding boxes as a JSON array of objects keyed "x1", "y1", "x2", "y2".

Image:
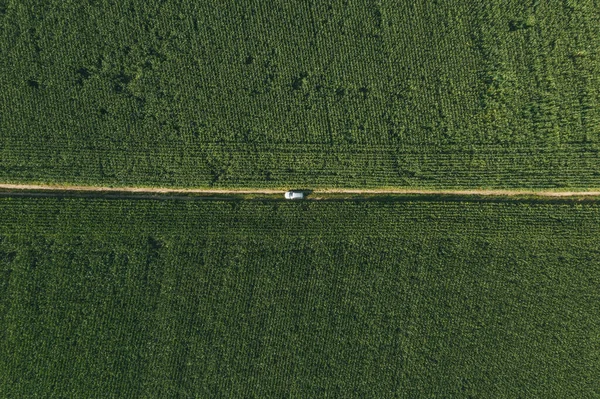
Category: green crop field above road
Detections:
[
  {"x1": 1, "y1": 197, "x2": 599, "y2": 397},
  {"x1": 2, "y1": 1, "x2": 600, "y2": 188}
]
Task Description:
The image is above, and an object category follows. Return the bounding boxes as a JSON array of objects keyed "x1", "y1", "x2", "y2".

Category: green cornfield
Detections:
[
  {"x1": 2, "y1": 1, "x2": 600, "y2": 397},
  {"x1": 1, "y1": 1, "x2": 600, "y2": 187},
  {"x1": 1, "y1": 198, "x2": 600, "y2": 397}
]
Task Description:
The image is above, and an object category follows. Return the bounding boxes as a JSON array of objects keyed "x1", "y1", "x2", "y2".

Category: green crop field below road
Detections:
[
  {"x1": 1, "y1": 197, "x2": 599, "y2": 397},
  {"x1": 2, "y1": 1, "x2": 600, "y2": 188}
]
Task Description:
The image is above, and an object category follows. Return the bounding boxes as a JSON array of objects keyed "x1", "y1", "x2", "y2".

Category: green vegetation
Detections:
[
  {"x1": 1, "y1": 197, "x2": 599, "y2": 397},
  {"x1": 3, "y1": 2, "x2": 599, "y2": 397},
  {"x1": 2, "y1": 1, "x2": 600, "y2": 188}
]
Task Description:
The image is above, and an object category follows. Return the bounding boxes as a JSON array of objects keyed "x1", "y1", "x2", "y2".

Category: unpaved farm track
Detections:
[{"x1": 2, "y1": 183, "x2": 600, "y2": 199}]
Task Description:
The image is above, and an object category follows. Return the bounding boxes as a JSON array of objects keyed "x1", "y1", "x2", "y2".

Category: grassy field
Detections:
[
  {"x1": 2, "y1": 1, "x2": 600, "y2": 188},
  {"x1": 1, "y1": 197, "x2": 599, "y2": 397}
]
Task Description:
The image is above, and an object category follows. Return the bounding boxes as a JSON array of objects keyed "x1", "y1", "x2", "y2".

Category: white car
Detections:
[{"x1": 284, "y1": 191, "x2": 304, "y2": 200}]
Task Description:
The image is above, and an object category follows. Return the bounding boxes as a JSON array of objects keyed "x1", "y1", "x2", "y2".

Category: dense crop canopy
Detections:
[
  {"x1": 1, "y1": 198, "x2": 599, "y2": 397},
  {"x1": 1, "y1": 1, "x2": 600, "y2": 187}
]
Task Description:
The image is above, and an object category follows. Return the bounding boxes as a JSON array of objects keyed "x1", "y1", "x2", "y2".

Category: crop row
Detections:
[
  {"x1": 2, "y1": 140, "x2": 600, "y2": 188},
  {"x1": 2, "y1": 198, "x2": 600, "y2": 239},
  {"x1": 2, "y1": 0, "x2": 600, "y2": 187},
  {"x1": 2, "y1": 197, "x2": 600, "y2": 397}
]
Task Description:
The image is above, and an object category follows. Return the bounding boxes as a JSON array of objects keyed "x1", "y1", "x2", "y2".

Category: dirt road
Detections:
[
  {"x1": 0, "y1": 184, "x2": 281, "y2": 195},
  {"x1": 1, "y1": 183, "x2": 600, "y2": 198}
]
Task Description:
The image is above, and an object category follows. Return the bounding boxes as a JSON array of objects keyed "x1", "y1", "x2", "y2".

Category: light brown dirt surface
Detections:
[
  {"x1": 316, "y1": 188, "x2": 600, "y2": 197},
  {"x1": 0, "y1": 184, "x2": 282, "y2": 195},
  {"x1": 1, "y1": 183, "x2": 600, "y2": 198}
]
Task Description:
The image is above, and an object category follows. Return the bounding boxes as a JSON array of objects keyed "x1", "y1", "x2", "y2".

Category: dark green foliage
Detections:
[
  {"x1": 1, "y1": 1, "x2": 600, "y2": 187},
  {"x1": 1, "y1": 198, "x2": 600, "y2": 397}
]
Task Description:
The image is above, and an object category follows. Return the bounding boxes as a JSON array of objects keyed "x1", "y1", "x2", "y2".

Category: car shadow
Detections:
[{"x1": 287, "y1": 189, "x2": 313, "y2": 199}]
